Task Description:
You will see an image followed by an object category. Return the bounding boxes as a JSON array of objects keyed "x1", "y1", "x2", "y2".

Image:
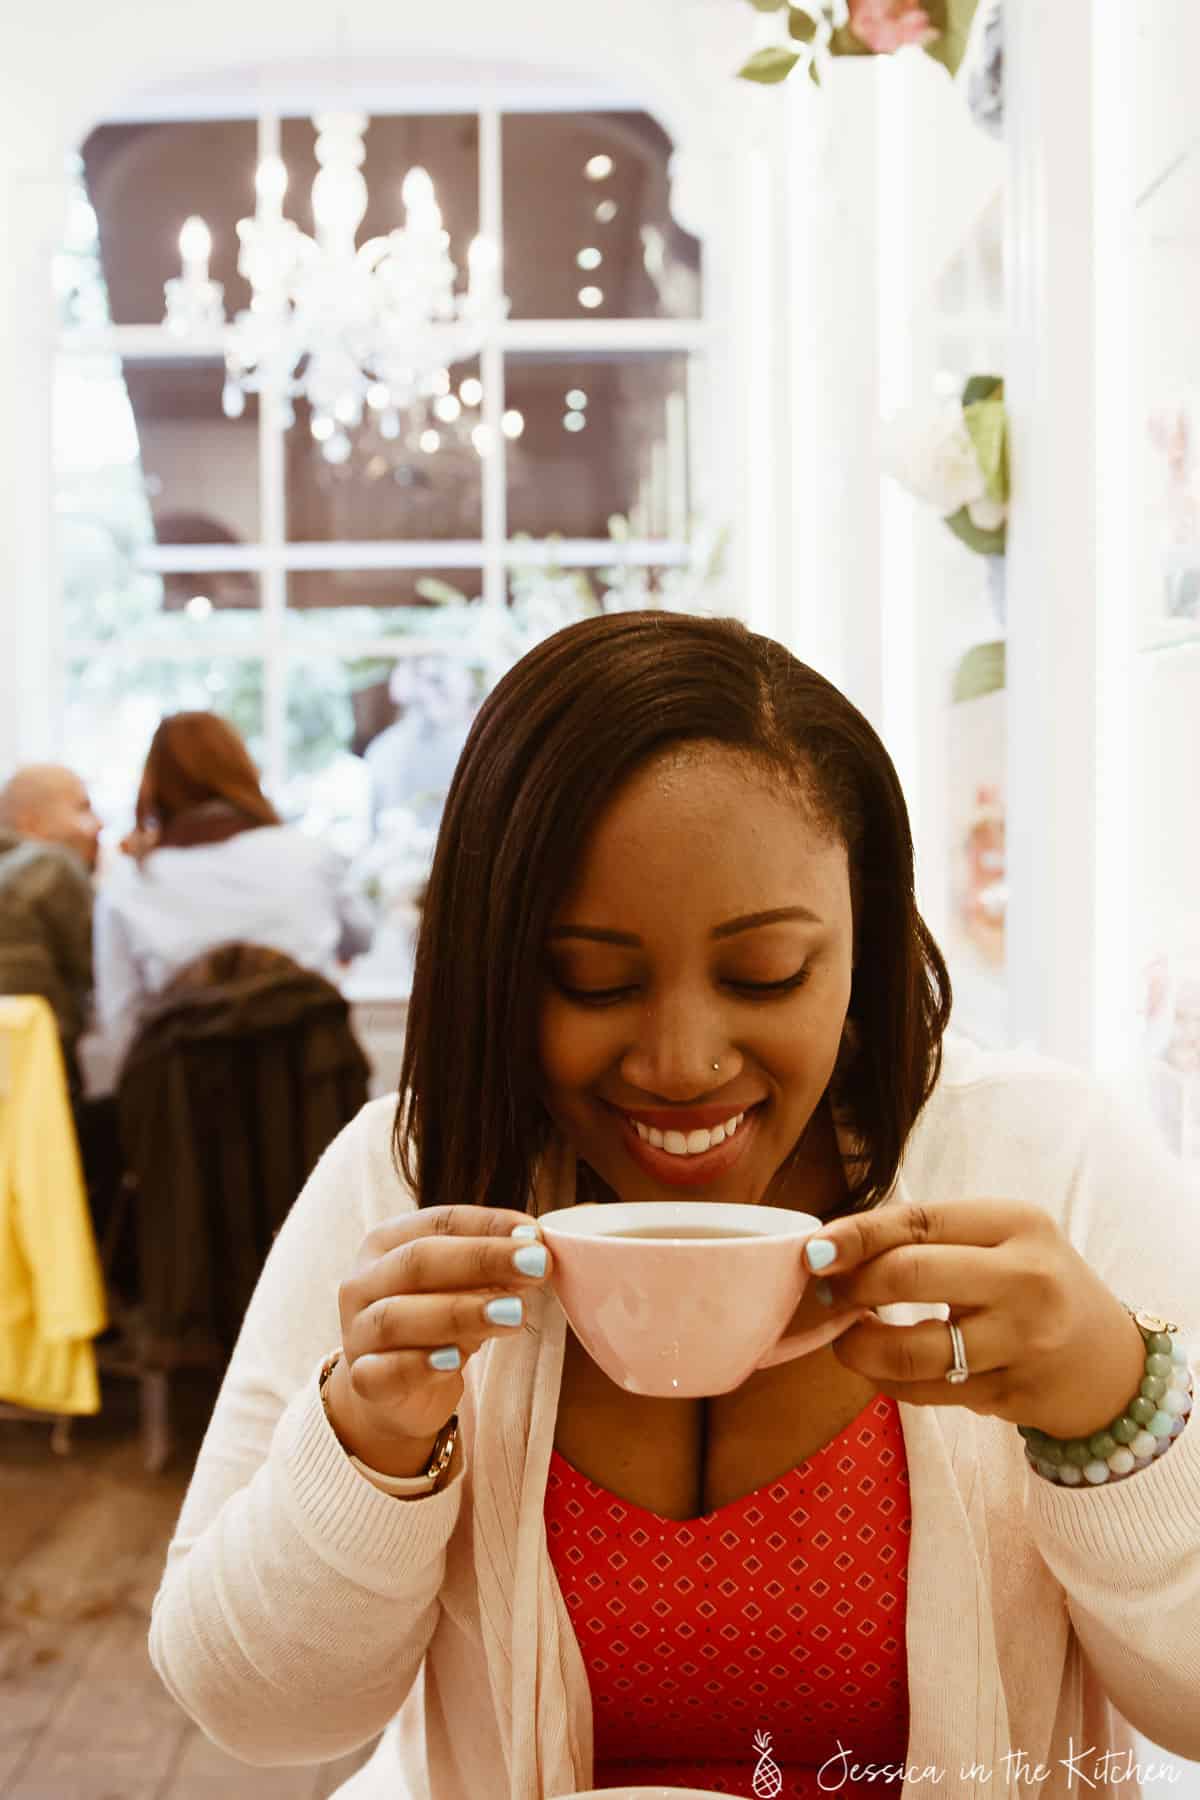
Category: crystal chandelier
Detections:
[{"x1": 163, "y1": 113, "x2": 508, "y2": 461}]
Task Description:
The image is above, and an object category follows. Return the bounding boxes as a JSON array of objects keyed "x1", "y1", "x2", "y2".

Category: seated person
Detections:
[
  {"x1": 0, "y1": 764, "x2": 100, "y2": 1091},
  {"x1": 0, "y1": 766, "x2": 126, "y2": 1281},
  {"x1": 94, "y1": 712, "x2": 372, "y2": 1075}
]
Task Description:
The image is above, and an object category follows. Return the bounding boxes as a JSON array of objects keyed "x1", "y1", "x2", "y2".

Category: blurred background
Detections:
[{"x1": 2, "y1": 0, "x2": 1200, "y2": 1793}]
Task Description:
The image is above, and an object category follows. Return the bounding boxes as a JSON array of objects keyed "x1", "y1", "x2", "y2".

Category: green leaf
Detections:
[
  {"x1": 828, "y1": 24, "x2": 874, "y2": 56},
  {"x1": 961, "y1": 373, "x2": 1002, "y2": 408},
  {"x1": 415, "y1": 578, "x2": 470, "y2": 605},
  {"x1": 807, "y1": 55, "x2": 822, "y2": 86},
  {"x1": 963, "y1": 397, "x2": 1009, "y2": 504},
  {"x1": 738, "y1": 45, "x2": 802, "y2": 82},
  {"x1": 921, "y1": 0, "x2": 980, "y2": 76},
  {"x1": 951, "y1": 637, "x2": 1006, "y2": 703},
  {"x1": 945, "y1": 508, "x2": 1007, "y2": 557},
  {"x1": 746, "y1": 0, "x2": 788, "y2": 10},
  {"x1": 787, "y1": 6, "x2": 818, "y2": 43}
]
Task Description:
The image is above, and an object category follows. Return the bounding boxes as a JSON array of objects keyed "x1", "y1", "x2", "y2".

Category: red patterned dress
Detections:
[{"x1": 544, "y1": 1393, "x2": 911, "y2": 1797}]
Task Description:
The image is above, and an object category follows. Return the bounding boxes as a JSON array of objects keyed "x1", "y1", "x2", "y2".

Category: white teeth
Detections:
[{"x1": 629, "y1": 1110, "x2": 749, "y2": 1157}]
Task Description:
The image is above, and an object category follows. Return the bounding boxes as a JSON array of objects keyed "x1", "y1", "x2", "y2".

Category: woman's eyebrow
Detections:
[{"x1": 547, "y1": 906, "x2": 823, "y2": 947}]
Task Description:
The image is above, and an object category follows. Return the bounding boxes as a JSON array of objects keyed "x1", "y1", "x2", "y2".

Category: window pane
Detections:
[
  {"x1": 286, "y1": 362, "x2": 484, "y2": 541},
  {"x1": 82, "y1": 121, "x2": 259, "y2": 325},
  {"x1": 505, "y1": 353, "x2": 691, "y2": 539},
  {"x1": 283, "y1": 649, "x2": 483, "y2": 853},
  {"x1": 64, "y1": 655, "x2": 265, "y2": 830},
  {"x1": 124, "y1": 357, "x2": 261, "y2": 546},
  {"x1": 502, "y1": 114, "x2": 701, "y2": 321},
  {"x1": 286, "y1": 568, "x2": 483, "y2": 640},
  {"x1": 280, "y1": 114, "x2": 479, "y2": 270}
]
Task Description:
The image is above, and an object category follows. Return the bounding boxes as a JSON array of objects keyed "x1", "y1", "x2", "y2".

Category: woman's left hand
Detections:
[{"x1": 808, "y1": 1198, "x2": 1148, "y2": 1441}]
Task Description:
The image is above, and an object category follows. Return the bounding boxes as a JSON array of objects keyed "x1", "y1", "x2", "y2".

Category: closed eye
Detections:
[{"x1": 554, "y1": 969, "x2": 811, "y2": 1007}]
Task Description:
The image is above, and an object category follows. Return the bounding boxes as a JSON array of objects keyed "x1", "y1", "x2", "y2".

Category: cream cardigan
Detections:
[{"x1": 149, "y1": 1037, "x2": 1200, "y2": 1799}]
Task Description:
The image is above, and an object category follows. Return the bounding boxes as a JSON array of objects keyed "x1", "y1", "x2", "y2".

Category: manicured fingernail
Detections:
[
  {"x1": 814, "y1": 1280, "x2": 834, "y2": 1306},
  {"x1": 511, "y1": 1223, "x2": 540, "y2": 1241},
  {"x1": 512, "y1": 1243, "x2": 547, "y2": 1278},
  {"x1": 428, "y1": 1345, "x2": 461, "y2": 1372},
  {"x1": 806, "y1": 1238, "x2": 837, "y2": 1272},
  {"x1": 485, "y1": 1296, "x2": 524, "y2": 1327}
]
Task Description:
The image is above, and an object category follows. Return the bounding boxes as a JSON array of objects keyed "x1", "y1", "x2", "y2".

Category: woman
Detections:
[
  {"x1": 94, "y1": 711, "x2": 370, "y2": 1073},
  {"x1": 148, "y1": 615, "x2": 1200, "y2": 1799}
]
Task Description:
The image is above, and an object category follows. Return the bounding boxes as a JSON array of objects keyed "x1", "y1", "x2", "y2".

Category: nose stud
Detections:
[{"x1": 712, "y1": 1060, "x2": 720, "y2": 1073}]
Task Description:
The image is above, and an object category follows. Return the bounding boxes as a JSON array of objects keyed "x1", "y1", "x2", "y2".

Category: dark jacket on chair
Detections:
[{"x1": 116, "y1": 943, "x2": 370, "y2": 1355}]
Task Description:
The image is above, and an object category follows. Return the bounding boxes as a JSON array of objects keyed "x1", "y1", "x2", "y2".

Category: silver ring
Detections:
[{"x1": 945, "y1": 1319, "x2": 970, "y2": 1385}]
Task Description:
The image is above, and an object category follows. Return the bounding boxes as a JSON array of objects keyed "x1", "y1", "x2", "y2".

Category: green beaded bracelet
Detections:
[{"x1": 1017, "y1": 1309, "x2": 1192, "y2": 1489}]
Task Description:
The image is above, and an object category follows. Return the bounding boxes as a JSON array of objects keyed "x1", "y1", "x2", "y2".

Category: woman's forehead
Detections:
[{"x1": 558, "y1": 749, "x2": 849, "y2": 920}]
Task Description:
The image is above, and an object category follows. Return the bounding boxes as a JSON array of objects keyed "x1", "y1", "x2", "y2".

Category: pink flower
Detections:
[{"x1": 848, "y1": 0, "x2": 940, "y2": 53}]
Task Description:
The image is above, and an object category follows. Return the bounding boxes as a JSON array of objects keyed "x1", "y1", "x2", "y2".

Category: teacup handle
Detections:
[{"x1": 753, "y1": 1306, "x2": 873, "y2": 1372}]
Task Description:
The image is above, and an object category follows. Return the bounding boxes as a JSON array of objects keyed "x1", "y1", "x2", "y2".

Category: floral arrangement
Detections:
[
  {"x1": 881, "y1": 375, "x2": 1008, "y2": 556},
  {"x1": 739, "y1": 0, "x2": 980, "y2": 87}
]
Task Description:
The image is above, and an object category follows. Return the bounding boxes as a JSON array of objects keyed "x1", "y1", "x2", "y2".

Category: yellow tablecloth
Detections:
[{"x1": 0, "y1": 996, "x2": 106, "y2": 1413}]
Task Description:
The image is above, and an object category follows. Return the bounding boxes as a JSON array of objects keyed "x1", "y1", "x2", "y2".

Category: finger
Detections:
[
  {"x1": 832, "y1": 1310, "x2": 1009, "y2": 1387},
  {"x1": 803, "y1": 1198, "x2": 1032, "y2": 1279},
  {"x1": 348, "y1": 1287, "x2": 532, "y2": 1360},
  {"x1": 825, "y1": 1243, "x2": 1008, "y2": 1312},
  {"x1": 348, "y1": 1347, "x2": 468, "y2": 1409},
  {"x1": 350, "y1": 1231, "x2": 553, "y2": 1309},
  {"x1": 358, "y1": 1205, "x2": 542, "y2": 1267}
]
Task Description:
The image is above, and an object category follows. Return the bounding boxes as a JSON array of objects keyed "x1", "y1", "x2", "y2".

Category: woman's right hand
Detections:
[{"x1": 324, "y1": 1205, "x2": 552, "y2": 1478}]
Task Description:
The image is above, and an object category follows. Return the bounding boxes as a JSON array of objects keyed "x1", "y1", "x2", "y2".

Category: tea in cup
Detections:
[{"x1": 538, "y1": 1199, "x2": 870, "y2": 1396}]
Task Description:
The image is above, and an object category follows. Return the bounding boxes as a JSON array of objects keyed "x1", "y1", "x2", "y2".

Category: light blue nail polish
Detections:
[
  {"x1": 513, "y1": 1243, "x2": 548, "y2": 1278},
  {"x1": 511, "y1": 1223, "x2": 539, "y2": 1241},
  {"x1": 806, "y1": 1237, "x2": 837, "y2": 1273},
  {"x1": 485, "y1": 1296, "x2": 524, "y2": 1327},
  {"x1": 814, "y1": 1280, "x2": 834, "y2": 1307},
  {"x1": 428, "y1": 1346, "x2": 461, "y2": 1372}
]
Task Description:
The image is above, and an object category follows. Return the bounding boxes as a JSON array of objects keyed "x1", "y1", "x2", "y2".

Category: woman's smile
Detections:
[{"x1": 608, "y1": 1098, "x2": 765, "y2": 1189}]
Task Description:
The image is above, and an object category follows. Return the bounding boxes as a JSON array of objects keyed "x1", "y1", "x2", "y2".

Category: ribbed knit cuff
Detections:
[
  {"x1": 1025, "y1": 1356, "x2": 1200, "y2": 1569},
  {"x1": 274, "y1": 1356, "x2": 465, "y2": 1593}
]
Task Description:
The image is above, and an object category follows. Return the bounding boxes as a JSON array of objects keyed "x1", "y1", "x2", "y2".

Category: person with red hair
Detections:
[{"x1": 93, "y1": 712, "x2": 370, "y2": 1073}]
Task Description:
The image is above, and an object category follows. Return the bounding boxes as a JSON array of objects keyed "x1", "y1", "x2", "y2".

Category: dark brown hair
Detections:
[
  {"x1": 395, "y1": 612, "x2": 951, "y2": 1217},
  {"x1": 135, "y1": 712, "x2": 280, "y2": 837}
]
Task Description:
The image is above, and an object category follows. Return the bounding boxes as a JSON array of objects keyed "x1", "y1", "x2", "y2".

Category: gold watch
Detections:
[{"x1": 318, "y1": 1350, "x2": 458, "y2": 1497}]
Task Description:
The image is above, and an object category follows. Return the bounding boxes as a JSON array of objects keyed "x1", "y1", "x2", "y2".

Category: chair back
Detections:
[{"x1": 116, "y1": 944, "x2": 369, "y2": 1355}]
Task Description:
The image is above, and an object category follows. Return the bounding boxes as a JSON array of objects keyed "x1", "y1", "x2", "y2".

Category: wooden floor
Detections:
[{"x1": 0, "y1": 1372, "x2": 372, "y2": 1800}]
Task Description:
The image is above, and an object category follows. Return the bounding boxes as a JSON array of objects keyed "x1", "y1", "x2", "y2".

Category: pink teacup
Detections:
[{"x1": 538, "y1": 1200, "x2": 870, "y2": 1397}]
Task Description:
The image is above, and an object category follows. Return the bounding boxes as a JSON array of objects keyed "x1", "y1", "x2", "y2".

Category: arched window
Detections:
[{"x1": 55, "y1": 97, "x2": 711, "y2": 846}]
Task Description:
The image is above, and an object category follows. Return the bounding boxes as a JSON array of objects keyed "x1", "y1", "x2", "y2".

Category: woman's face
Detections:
[{"x1": 538, "y1": 744, "x2": 855, "y2": 1207}]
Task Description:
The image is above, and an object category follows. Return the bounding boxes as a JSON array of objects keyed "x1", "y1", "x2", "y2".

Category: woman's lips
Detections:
[{"x1": 613, "y1": 1102, "x2": 762, "y2": 1188}]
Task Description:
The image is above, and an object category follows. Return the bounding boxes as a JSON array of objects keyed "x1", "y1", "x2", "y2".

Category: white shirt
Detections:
[{"x1": 92, "y1": 826, "x2": 368, "y2": 1077}]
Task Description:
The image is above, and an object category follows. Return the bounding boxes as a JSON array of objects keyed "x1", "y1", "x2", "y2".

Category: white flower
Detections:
[
  {"x1": 881, "y1": 403, "x2": 987, "y2": 516},
  {"x1": 966, "y1": 495, "x2": 1007, "y2": 531}
]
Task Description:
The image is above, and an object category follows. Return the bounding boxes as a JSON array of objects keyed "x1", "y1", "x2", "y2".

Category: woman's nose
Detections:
[{"x1": 619, "y1": 1003, "x2": 732, "y2": 1098}]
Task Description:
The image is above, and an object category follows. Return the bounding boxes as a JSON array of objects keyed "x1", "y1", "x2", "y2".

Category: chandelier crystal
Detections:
[{"x1": 163, "y1": 113, "x2": 508, "y2": 460}]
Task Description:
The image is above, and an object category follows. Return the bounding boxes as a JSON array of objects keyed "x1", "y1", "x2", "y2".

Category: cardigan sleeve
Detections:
[
  {"x1": 147, "y1": 1103, "x2": 465, "y2": 1766},
  {"x1": 1021, "y1": 1076, "x2": 1200, "y2": 1757}
]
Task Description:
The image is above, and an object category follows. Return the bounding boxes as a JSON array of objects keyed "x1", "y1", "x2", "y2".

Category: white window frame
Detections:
[{"x1": 57, "y1": 100, "x2": 712, "y2": 796}]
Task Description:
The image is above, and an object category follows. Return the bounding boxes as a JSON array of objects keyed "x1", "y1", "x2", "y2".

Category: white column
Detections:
[
  {"x1": 1004, "y1": 0, "x2": 1098, "y2": 1064},
  {"x1": 785, "y1": 63, "x2": 884, "y2": 718},
  {"x1": 0, "y1": 163, "x2": 67, "y2": 772}
]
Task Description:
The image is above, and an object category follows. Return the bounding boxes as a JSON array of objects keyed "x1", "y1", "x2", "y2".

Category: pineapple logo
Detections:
[{"x1": 751, "y1": 1726, "x2": 783, "y2": 1798}]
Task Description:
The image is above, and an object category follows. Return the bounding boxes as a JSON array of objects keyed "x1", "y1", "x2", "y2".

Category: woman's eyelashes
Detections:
[{"x1": 551, "y1": 968, "x2": 812, "y2": 1007}]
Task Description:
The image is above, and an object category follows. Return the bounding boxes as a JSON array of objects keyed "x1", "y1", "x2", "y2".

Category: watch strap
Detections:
[{"x1": 318, "y1": 1349, "x2": 458, "y2": 1497}]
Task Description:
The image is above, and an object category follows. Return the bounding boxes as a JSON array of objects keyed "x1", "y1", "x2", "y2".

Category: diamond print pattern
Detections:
[{"x1": 544, "y1": 1392, "x2": 911, "y2": 1798}]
